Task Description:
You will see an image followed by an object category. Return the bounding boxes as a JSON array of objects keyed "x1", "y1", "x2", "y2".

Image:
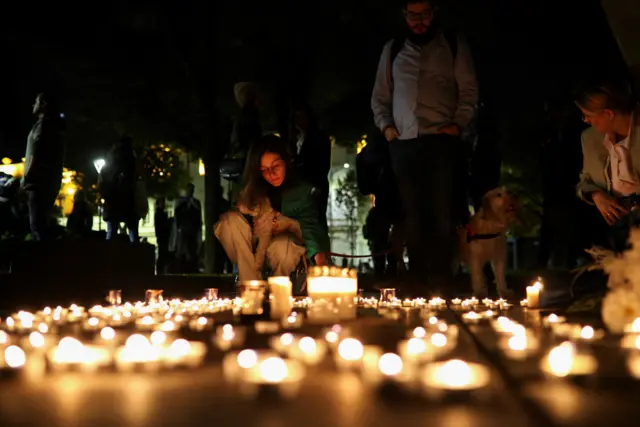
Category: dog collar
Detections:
[{"x1": 466, "y1": 224, "x2": 503, "y2": 243}]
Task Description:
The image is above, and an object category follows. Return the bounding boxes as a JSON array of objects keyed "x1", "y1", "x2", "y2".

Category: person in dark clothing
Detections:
[
  {"x1": 66, "y1": 190, "x2": 93, "y2": 236},
  {"x1": 537, "y1": 101, "x2": 588, "y2": 268},
  {"x1": 293, "y1": 104, "x2": 331, "y2": 230},
  {"x1": 357, "y1": 130, "x2": 403, "y2": 279},
  {"x1": 227, "y1": 82, "x2": 263, "y2": 204},
  {"x1": 154, "y1": 197, "x2": 172, "y2": 274},
  {"x1": 371, "y1": 0, "x2": 478, "y2": 293},
  {"x1": 98, "y1": 135, "x2": 140, "y2": 242},
  {"x1": 21, "y1": 93, "x2": 65, "y2": 241},
  {"x1": 174, "y1": 183, "x2": 202, "y2": 273}
]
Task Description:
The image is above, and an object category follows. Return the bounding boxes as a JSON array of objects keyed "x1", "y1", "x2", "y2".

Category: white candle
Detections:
[
  {"x1": 238, "y1": 281, "x2": 267, "y2": 315},
  {"x1": 526, "y1": 280, "x2": 543, "y2": 309},
  {"x1": 268, "y1": 277, "x2": 293, "y2": 320}
]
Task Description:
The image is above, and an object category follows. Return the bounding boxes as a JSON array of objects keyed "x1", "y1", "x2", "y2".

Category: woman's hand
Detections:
[
  {"x1": 592, "y1": 191, "x2": 629, "y2": 225},
  {"x1": 314, "y1": 252, "x2": 329, "y2": 266},
  {"x1": 253, "y1": 212, "x2": 276, "y2": 237}
]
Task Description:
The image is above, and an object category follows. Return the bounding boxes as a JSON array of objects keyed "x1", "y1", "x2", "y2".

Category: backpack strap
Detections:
[{"x1": 386, "y1": 38, "x2": 405, "y2": 89}]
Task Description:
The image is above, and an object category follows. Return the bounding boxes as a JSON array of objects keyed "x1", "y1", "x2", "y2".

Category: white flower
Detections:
[
  {"x1": 604, "y1": 256, "x2": 634, "y2": 289},
  {"x1": 602, "y1": 287, "x2": 640, "y2": 333}
]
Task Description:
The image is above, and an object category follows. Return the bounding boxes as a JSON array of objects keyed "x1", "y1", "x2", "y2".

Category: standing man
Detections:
[
  {"x1": 21, "y1": 93, "x2": 65, "y2": 241},
  {"x1": 174, "y1": 183, "x2": 203, "y2": 273},
  {"x1": 371, "y1": 0, "x2": 478, "y2": 293}
]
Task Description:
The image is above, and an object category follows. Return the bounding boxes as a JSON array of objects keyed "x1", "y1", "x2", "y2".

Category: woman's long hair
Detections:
[{"x1": 238, "y1": 134, "x2": 295, "y2": 210}]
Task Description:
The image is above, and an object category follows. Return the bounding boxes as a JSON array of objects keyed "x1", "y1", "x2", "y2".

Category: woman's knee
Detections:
[{"x1": 215, "y1": 211, "x2": 250, "y2": 239}]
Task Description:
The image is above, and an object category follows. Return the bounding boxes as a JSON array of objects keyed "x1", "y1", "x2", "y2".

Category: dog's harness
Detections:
[{"x1": 465, "y1": 224, "x2": 503, "y2": 243}]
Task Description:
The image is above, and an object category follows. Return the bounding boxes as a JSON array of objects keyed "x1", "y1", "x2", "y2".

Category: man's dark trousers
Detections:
[{"x1": 389, "y1": 134, "x2": 468, "y2": 292}]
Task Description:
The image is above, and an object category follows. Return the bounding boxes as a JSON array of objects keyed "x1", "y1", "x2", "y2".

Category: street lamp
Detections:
[{"x1": 94, "y1": 159, "x2": 106, "y2": 230}]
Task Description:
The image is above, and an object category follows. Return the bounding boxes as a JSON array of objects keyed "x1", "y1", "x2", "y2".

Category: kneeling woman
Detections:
[{"x1": 215, "y1": 134, "x2": 330, "y2": 281}]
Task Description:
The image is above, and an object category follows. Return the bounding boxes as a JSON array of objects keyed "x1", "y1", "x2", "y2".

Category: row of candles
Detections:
[{"x1": 2, "y1": 271, "x2": 640, "y2": 399}]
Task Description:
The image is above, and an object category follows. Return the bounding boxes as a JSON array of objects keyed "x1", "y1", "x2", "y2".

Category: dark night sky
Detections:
[{"x1": 0, "y1": 0, "x2": 626, "y2": 178}]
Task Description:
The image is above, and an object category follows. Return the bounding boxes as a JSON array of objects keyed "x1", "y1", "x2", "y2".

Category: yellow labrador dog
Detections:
[{"x1": 458, "y1": 187, "x2": 518, "y2": 298}]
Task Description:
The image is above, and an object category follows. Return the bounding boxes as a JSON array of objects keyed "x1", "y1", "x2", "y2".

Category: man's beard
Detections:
[{"x1": 406, "y1": 19, "x2": 441, "y2": 45}]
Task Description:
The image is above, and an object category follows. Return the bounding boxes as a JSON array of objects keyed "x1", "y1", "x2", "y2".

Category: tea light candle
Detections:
[
  {"x1": 543, "y1": 314, "x2": 566, "y2": 327},
  {"x1": 239, "y1": 357, "x2": 306, "y2": 400},
  {"x1": 626, "y1": 352, "x2": 640, "y2": 378},
  {"x1": 620, "y1": 334, "x2": 640, "y2": 350},
  {"x1": 289, "y1": 336, "x2": 327, "y2": 365},
  {"x1": 162, "y1": 339, "x2": 207, "y2": 368},
  {"x1": 421, "y1": 359, "x2": 491, "y2": 397},
  {"x1": 573, "y1": 325, "x2": 604, "y2": 341},
  {"x1": 499, "y1": 334, "x2": 539, "y2": 360},
  {"x1": 0, "y1": 330, "x2": 9, "y2": 345},
  {"x1": 540, "y1": 342, "x2": 597, "y2": 377},
  {"x1": 462, "y1": 311, "x2": 481, "y2": 324},
  {"x1": 268, "y1": 277, "x2": 293, "y2": 320},
  {"x1": 306, "y1": 267, "x2": 358, "y2": 323},
  {"x1": 223, "y1": 349, "x2": 279, "y2": 382},
  {"x1": 398, "y1": 338, "x2": 431, "y2": 363},
  {"x1": 450, "y1": 298, "x2": 462, "y2": 305},
  {"x1": 238, "y1": 280, "x2": 267, "y2": 315},
  {"x1": 214, "y1": 324, "x2": 247, "y2": 351},
  {"x1": 322, "y1": 325, "x2": 347, "y2": 349},
  {"x1": 526, "y1": 280, "x2": 543, "y2": 309},
  {"x1": 520, "y1": 299, "x2": 528, "y2": 307},
  {"x1": 335, "y1": 338, "x2": 365, "y2": 369},
  {"x1": 268, "y1": 332, "x2": 297, "y2": 354},
  {"x1": 0, "y1": 345, "x2": 26, "y2": 370},
  {"x1": 49, "y1": 337, "x2": 112, "y2": 372},
  {"x1": 282, "y1": 312, "x2": 304, "y2": 329},
  {"x1": 188, "y1": 316, "x2": 212, "y2": 331},
  {"x1": 115, "y1": 334, "x2": 161, "y2": 372}
]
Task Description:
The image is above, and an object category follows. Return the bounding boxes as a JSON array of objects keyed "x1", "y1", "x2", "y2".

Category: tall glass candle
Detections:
[
  {"x1": 268, "y1": 277, "x2": 293, "y2": 320},
  {"x1": 306, "y1": 267, "x2": 358, "y2": 324}
]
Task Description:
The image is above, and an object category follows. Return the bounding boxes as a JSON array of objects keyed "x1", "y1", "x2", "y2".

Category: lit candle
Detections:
[
  {"x1": 450, "y1": 298, "x2": 462, "y2": 305},
  {"x1": 540, "y1": 342, "x2": 597, "y2": 377},
  {"x1": 306, "y1": 267, "x2": 358, "y2": 323},
  {"x1": 213, "y1": 324, "x2": 246, "y2": 351},
  {"x1": 222, "y1": 349, "x2": 279, "y2": 382},
  {"x1": 624, "y1": 317, "x2": 640, "y2": 333},
  {"x1": 626, "y1": 352, "x2": 640, "y2": 378},
  {"x1": 335, "y1": 338, "x2": 365, "y2": 370},
  {"x1": 269, "y1": 332, "x2": 300, "y2": 355},
  {"x1": 0, "y1": 345, "x2": 26, "y2": 370},
  {"x1": 239, "y1": 357, "x2": 306, "y2": 400},
  {"x1": 543, "y1": 313, "x2": 566, "y2": 327},
  {"x1": 282, "y1": 312, "x2": 304, "y2": 329},
  {"x1": 115, "y1": 334, "x2": 161, "y2": 372},
  {"x1": 49, "y1": 337, "x2": 112, "y2": 372},
  {"x1": 237, "y1": 280, "x2": 267, "y2": 316},
  {"x1": 398, "y1": 338, "x2": 431, "y2": 363},
  {"x1": 520, "y1": 299, "x2": 528, "y2": 307},
  {"x1": 268, "y1": 277, "x2": 293, "y2": 320},
  {"x1": 162, "y1": 339, "x2": 207, "y2": 368},
  {"x1": 289, "y1": 336, "x2": 327, "y2": 365},
  {"x1": 462, "y1": 311, "x2": 481, "y2": 324},
  {"x1": 421, "y1": 359, "x2": 491, "y2": 397},
  {"x1": 526, "y1": 280, "x2": 543, "y2": 309},
  {"x1": 499, "y1": 333, "x2": 539, "y2": 360}
]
